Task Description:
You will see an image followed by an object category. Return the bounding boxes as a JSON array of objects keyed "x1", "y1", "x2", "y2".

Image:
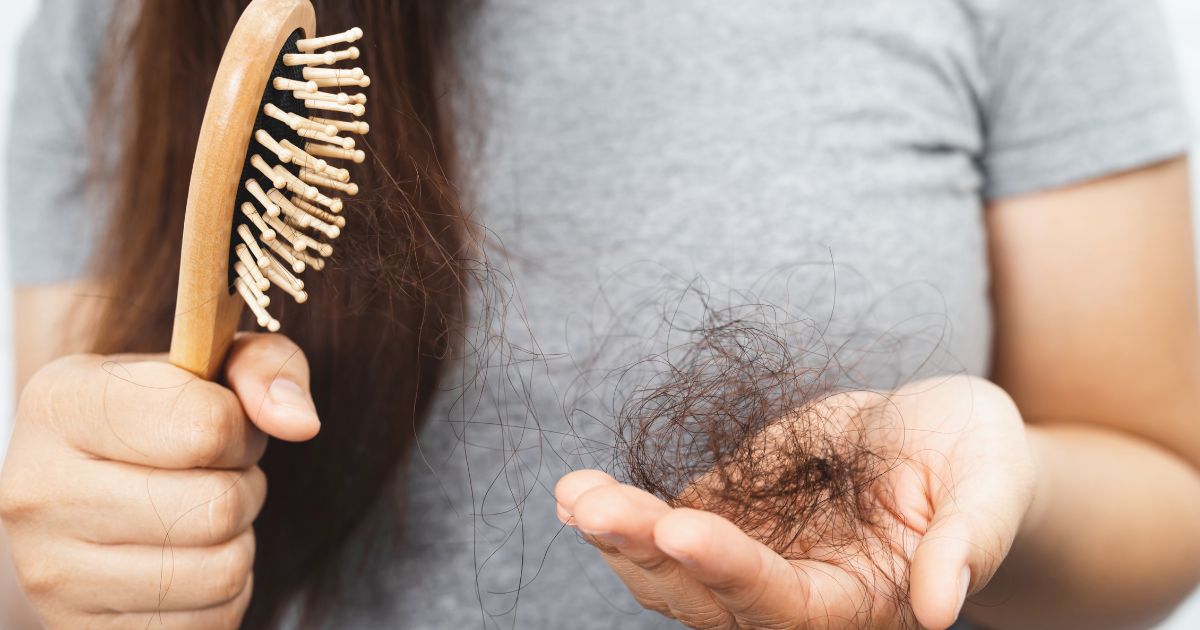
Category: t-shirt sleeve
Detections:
[
  {"x1": 978, "y1": 0, "x2": 1191, "y2": 200},
  {"x1": 4, "y1": 0, "x2": 114, "y2": 285}
]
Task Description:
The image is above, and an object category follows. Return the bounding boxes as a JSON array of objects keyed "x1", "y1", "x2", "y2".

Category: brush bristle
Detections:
[{"x1": 234, "y1": 27, "x2": 369, "y2": 331}]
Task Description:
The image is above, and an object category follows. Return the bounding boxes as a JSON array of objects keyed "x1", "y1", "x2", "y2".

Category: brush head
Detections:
[
  {"x1": 169, "y1": 0, "x2": 367, "y2": 379},
  {"x1": 232, "y1": 26, "x2": 369, "y2": 333}
]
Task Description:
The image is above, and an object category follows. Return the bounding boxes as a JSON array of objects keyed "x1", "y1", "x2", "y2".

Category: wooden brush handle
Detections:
[{"x1": 169, "y1": 0, "x2": 315, "y2": 379}]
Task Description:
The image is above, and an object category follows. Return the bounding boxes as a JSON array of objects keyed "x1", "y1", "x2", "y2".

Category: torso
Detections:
[{"x1": 337, "y1": 1, "x2": 992, "y2": 627}]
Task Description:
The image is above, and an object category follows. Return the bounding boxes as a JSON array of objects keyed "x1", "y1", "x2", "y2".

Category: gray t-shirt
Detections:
[{"x1": 6, "y1": 1, "x2": 1190, "y2": 628}]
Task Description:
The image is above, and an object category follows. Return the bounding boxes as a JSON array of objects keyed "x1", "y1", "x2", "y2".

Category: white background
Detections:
[{"x1": 0, "y1": 1, "x2": 1197, "y2": 627}]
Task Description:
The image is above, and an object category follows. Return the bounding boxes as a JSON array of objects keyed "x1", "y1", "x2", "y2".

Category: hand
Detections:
[
  {"x1": 0, "y1": 334, "x2": 319, "y2": 629},
  {"x1": 556, "y1": 375, "x2": 1036, "y2": 630}
]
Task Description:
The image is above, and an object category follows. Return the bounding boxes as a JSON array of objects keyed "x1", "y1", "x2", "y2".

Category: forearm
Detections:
[{"x1": 965, "y1": 422, "x2": 1200, "y2": 630}]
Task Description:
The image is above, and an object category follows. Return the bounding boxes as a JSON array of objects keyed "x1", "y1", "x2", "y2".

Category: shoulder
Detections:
[
  {"x1": 959, "y1": 0, "x2": 1177, "y2": 80},
  {"x1": 957, "y1": 0, "x2": 1189, "y2": 200},
  {"x1": 960, "y1": 0, "x2": 1169, "y2": 32},
  {"x1": 959, "y1": 0, "x2": 1177, "y2": 82}
]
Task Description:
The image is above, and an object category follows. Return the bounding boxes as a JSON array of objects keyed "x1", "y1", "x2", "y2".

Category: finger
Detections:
[
  {"x1": 52, "y1": 459, "x2": 265, "y2": 547},
  {"x1": 224, "y1": 333, "x2": 320, "y2": 442},
  {"x1": 908, "y1": 472, "x2": 1028, "y2": 630},
  {"x1": 81, "y1": 574, "x2": 253, "y2": 630},
  {"x1": 555, "y1": 471, "x2": 671, "y2": 613},
  {"x1": 573, "y1": 483, "x2": 730, "y2": 625},
  {"x1": 21, "y1": 529, "x2": 256, "y2": 614},
  {"x1": 907, "y1": 384, "x2": 1033, "y2": 630},
  {"x1": 27, "y1": 354, "x2": 266, "y2": 469},
  {"x1": 655, "y1": 508, "x2": 865, "y2": 629},
  {"x1": 554, "y1": 469, "x2": 620, "y2": 521}
]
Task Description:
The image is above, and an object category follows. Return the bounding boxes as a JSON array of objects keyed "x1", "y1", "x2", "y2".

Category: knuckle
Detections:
[
  {"x1": 215, "y1": 583, "x2": 253, "y2": 630},
  {"x1": 184, "y1": 422, "x2": 226, "y2": 468},
  {"x1": 0, "y1": 480, "x2": 39, "y2": 522},
  {"x1": 209, "y1": 536, "x2": 254, "y2": 603},
  {"x1": 246, "y1": 466, "x2": 268, "y2": 512},
  {"x1": 198, "y1": 467, "x2": 265, "y2": 543},
  {"x1": 17, "y1": 354, "x2": 99, "y2": 422},
  {"x1": 15, "y1": 558, "x2": 64, "y2": 599},
  {"x1": 175, "y1": 386, "x2": 243, "y2": 466},
  {"x1": 0, "y1": 474, "x2": 33, "y2": 526},
  {"x1": 203, "y1": 476, "x2": 246, "y2": 543}
]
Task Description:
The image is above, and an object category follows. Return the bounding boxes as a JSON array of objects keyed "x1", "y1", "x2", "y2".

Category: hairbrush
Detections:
[{"x1": 167, "y1": 0, "x2": 370, "y2": 378}]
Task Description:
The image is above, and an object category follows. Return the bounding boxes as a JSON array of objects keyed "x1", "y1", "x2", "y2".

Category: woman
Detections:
[{"x1": 2, "y1": 0, "x2": 1199, "y2": 628}]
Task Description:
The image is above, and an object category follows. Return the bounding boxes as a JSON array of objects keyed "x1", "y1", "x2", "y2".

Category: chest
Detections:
[{"x1": 451, "y1": 0, "x2": 995, "y2": 380}]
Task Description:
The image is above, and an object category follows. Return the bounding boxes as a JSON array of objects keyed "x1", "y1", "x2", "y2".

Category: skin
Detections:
[
  {"x1": 557, "y1": 157, "x2": 1200, "y2": 629},
  {"x1": 0, "y1": 158, "x2": 1198, "y2": 628},
  {"x1": 0, "y1": 333, "x2": 320, "y2": 629},
  {"x1": 558, "y1": 377, "x2": 1034, "y2": 630}
]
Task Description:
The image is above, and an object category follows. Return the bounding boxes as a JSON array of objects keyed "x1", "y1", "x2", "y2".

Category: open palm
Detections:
[{"x1": 555, "y1": 375, "x2": 1035, "y2": 630}]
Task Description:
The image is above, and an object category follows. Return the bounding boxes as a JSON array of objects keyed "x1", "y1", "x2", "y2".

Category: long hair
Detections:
[
  {"x1": 83, "y1": 2, "x2": 932, "y2": 627},
  {"x1": 88, "y1": 1, "x2": 468, "y2": 625}
]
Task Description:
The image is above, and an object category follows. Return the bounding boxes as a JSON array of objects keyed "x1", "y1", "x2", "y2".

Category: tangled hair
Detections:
[
  {"x1": 617, "y1": 305, "x2": 883, "y2": 551},
  {"x1": 603, "y1": 294, "x2": 919, "y2": 625},
  {"x1": 80, "y1": 1, "x2": 932, "y2": 627}
]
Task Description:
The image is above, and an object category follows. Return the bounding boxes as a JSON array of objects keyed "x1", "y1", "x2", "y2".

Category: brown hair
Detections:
[
  {"x1": 89, "y1": 0, "x2": 468, "y2": 625},
  {"x1": 86, "y1": 2, "x2": 924, "y2": 626}
]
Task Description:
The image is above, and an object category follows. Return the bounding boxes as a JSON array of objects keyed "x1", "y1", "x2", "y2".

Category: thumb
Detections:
[
  {"x1": 908, "y1": 472, "x2": 1030, "y2": 630},
  {"x1": 224, "y1": 332, "x2": 320, "y2": 442}
]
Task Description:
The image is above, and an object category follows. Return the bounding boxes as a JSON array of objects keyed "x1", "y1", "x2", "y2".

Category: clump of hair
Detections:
[{"x1": 609, "y1": 297, "x2": 919, "y2": 626}]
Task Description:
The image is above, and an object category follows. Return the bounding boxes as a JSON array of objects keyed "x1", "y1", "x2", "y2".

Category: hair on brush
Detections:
[
  {"x1": 168, "y1": 0, "x2": 370, "y2": 379},
  {"x1": 86, "y1": 1, "x2": 468, "y2": 624}
]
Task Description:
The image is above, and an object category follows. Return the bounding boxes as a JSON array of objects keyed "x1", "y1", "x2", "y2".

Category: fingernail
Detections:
[
  {"x1": 268, "y1": 379, "x2": 317, "y2": 419},
  {"x1": 955, "y1": 566, "x2": 971, "y2": 619}
]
